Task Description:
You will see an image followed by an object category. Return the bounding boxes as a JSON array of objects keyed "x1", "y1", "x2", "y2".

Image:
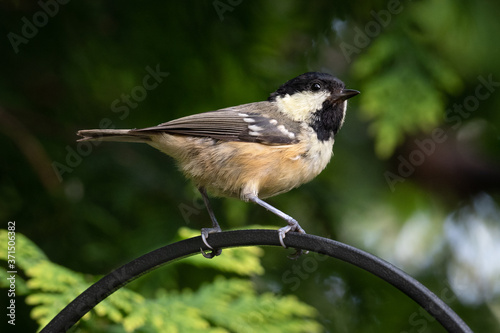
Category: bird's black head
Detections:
[{"x1": 269, "y1": 72, "x2": 359, "y2": 141}]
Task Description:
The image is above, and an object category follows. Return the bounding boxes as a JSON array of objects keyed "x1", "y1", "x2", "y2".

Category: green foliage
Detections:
[
  {"x1": 352, "y1": 1, "x2": 464, "y2": 157},
  {"x1": 0, "y1": 229, "x2": 320, "y2": 332},
  {"x1": 0, "y1": 228, "x2": 48, "y2": 270},
  {"x1": 123, "y1": 277, "x2": 320, "y2": 333},
  {"x1": 1, "y1": 230, "x2": 41, "y2": 295}
]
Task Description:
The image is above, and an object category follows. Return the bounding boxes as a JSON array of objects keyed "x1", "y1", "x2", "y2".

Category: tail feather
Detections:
[{"x1": 77, "y1": 129, "x2": 152, "y2": 143}]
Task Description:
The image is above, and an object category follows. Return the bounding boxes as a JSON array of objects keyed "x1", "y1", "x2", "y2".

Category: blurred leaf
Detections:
[
  {"x1": 353, "y1": 29, "x2": 462, "y2": 157},
  {"x1": 124, "y1": 277, "x2": 320, "y2": 333},
  {"x1": 0, "y1": 228, "x2": 48, "y2": 268}
]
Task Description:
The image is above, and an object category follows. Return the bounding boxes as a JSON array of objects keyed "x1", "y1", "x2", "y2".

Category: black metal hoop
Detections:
[{"x1": 40, "y1": 230, "x2": 472, "y2": 333}]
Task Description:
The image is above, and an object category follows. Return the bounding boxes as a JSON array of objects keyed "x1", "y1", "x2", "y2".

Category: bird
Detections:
[{"x1": 77, "y1": 72, "x2": 359, "y2": 258}]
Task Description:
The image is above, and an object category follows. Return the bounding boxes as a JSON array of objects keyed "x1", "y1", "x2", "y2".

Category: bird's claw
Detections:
[
  {"x1": 200, "y1": 227, "x2": 222, "y2": 258},
  {"x1": 200, "y1": 247, "x2": 222, "y2": 258},
  {"x1": 278, "y1": 220, "x2": 309, "y2": 258}
]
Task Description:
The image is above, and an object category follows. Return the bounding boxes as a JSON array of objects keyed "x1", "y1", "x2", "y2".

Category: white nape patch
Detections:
[
  {"x1": 238, "y1": 113, "x2": 249, "y2": 117},
  {"x1": 243, "y1": 117, "x2": 255, "y2": 123},
  {"x1": 287, "y1": 132, "x2": 295, "y2": 139},
  {"x1": 248, "y1": 125, "x2": 263, "y2": 132},
  {"x1": 269, "y1": 119, "x2": 278, "y2": 125},
  {"x1": 276, "y1": 90, "x2": 330, "y2": 122}
]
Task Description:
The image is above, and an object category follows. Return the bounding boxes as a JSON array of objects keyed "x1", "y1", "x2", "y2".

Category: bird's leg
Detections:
[
  {"x1": 198, "y1": 187, "x2": 222, "y2": 258},
  {"x1": 246, "y1": 195, "x2": 308, "y2": 258}
]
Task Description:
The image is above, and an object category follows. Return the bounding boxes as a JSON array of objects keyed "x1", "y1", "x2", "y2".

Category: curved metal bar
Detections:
[{"x1": 40, "y1": 230, "x2": 472, "y2": 333}]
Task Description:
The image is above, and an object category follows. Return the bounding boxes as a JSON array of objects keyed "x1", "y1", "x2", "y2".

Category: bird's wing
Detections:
[{"x1": 132, "y1": 102, "x2": 302, "y2": 145}]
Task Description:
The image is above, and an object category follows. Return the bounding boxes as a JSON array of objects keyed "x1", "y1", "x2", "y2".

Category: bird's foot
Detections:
[
  {"x1": 278, "y1": 219, "x2": 309, "y2": 259},
  {"x1": 200, "y1": 226, "x2": 222, "y2": 259}
]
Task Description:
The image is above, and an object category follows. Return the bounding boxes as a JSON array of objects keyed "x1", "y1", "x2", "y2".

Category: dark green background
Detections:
[{"x1": 1, "y1": 0, "x2": 500, "y2": 332}]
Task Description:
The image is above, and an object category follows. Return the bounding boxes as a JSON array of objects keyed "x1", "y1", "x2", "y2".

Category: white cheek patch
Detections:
[{"x1": 276, "y1": 91, "x2": 330, "y2": 122}]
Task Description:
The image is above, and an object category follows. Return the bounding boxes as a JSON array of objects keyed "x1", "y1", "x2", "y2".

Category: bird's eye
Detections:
[{"x1": 311, "y1": 82, "x2": 322, "y2": 91}]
